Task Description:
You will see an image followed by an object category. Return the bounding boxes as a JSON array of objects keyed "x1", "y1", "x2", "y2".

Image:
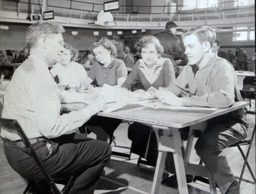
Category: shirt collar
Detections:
[
  {"x1": 138, "y1": 58, "x2": 164, "y2": 69},
  {"x1": 190, "y1": 64, "x2": 199, "y2": 75},
  {"x1": 138, "y1": 58, "x2": 166, "y2": 84},
  {"x1": 100, "y1": 58, "x2": 115, "y2": 69},
  {"x1": 200, "y1": 56, "x2": 221, "y2": 71}
]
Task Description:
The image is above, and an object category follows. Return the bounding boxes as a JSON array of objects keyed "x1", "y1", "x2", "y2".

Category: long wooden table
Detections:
[{"x1": 62, "y1": 101, "x2": 249, "y2": 194}]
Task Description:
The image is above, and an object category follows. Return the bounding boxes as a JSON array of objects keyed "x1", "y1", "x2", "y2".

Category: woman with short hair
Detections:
[
  {"x1": 121, "y1": 35, "x2": 176, "y2": 165},
  {"x1": 86, "y1": 37, "x2": 127, "y2": 142},
  {"x1": 88, "y1": 37, "x2": 127, "y2": 87},
  {"x1": 50, "y1": 42, "x2": 92, "y2": 92},
  {"x1": 122, "y1": 35, "x2": 175, "y2": 91}
]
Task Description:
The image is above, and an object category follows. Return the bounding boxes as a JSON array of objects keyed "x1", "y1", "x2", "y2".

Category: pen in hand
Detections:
[{"x1": 174, "y1": 84, "x2": 194, "y2": 97}]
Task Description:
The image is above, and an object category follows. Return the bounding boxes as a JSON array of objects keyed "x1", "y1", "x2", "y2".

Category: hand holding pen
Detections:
[{"x1": 174, "y1": 84, "x2": 195, "y2": 97}]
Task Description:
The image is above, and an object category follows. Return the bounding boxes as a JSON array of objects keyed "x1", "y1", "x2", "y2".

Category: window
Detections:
[
  {"x1": 234, "y1": 0, "x2": 255, "y2": 7},
  {"x1": 233, "y1": 27, "x2": 255, "y2": 41},
  {"x1": 182, "y1": 0, "x2": 218, "y2": 10},
  {"x1": 249, "y1": 27, "x2": 255, "y2": 40}
]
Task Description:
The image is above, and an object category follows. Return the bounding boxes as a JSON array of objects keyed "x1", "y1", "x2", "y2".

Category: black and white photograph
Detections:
[{"x1": 0, "y1": 0, "x2": 255, "y2": 193}]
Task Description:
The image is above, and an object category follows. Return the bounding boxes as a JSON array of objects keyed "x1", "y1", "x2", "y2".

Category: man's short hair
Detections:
[
  {"x1": 26, "y1": 21, "x2": 65, "y2": 48},
  {"x1": 165, "y1": 21, "x2": 177, "y2": 30},
  {"x1": 182, "y1": 26, "x2": 216, "y2": 47}
]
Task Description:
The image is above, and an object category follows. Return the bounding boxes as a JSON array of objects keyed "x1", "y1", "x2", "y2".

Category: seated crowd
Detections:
[{"x1": 0, "y1": 21, "x2": 249, "y2": 194}]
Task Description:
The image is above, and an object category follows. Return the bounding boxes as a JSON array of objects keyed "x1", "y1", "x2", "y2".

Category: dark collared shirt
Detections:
[{"x1": 88, "y1": 58, "x2": 127, "y2": 87}]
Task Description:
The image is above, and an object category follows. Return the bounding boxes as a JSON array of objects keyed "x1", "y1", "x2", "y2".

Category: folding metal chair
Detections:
[
  {"x1": 232, "y1": 86, "x2": 256, "y2": 184},
  {"x1": 0, "y1": 118, "x2": 75, "y2": 194},
  {"x1": 188, "y1": 110, "x2": 256, "y2": 193},
  {"x1": 229, "y1": 116, "x2": 256, "y2": 185}
]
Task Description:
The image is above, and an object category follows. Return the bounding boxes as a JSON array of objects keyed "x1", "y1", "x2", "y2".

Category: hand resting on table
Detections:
[
  {"x1": 83, "y1": 96, "x2": 107, "y2": 115},
  {"x1": 153, "y1": 88, "x2": 183, "y2": 107}
]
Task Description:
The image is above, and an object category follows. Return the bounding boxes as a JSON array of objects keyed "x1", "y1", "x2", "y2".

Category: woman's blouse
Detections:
[
  {"x1": 88, "y1": 58, "x2": 127, "y2": 87},
  {"x1": 122, "y1": 57, "x2": 175, "y2": 90},
  {"x1": 50, "y1": 61, "x2": 92, "y2": 89}
]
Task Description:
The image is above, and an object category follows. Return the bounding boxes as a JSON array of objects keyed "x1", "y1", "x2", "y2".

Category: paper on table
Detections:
[
  {"x1": 103, "y1": 102, "x2": 128, "y2": 113},
  {"x1": 101, "y1": 84, "x2": 156, "y2": 113},
  {"x1": 100, "y1": 84, "x2": 155, "y2": 104},
  {"x1": 60, "y1": 88, "x2": 99, "y2": 104},
  {"x1": 105, "y1": 99, "x2": 217, "y2": 113},
  {"x1": 100, "y1": 85, "x2": 217, "y2": 113},
  {"x1": 100, "y1": 84, "x2": 130, "y2": 103},
  {"x1": 135, "y1": 100, "x2": 217, "y2": 112}
]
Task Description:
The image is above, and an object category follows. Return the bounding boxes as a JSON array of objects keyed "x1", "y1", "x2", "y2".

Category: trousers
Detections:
[
  {"x1": 85, "y1": 115, "x2": 122, "y2": 141},
  {"x1": 128, "y1": 122, "x2": 190, "y2": 166},
  {"x1": 4, "y1": 132, "x2": 111, "y2": 194}
]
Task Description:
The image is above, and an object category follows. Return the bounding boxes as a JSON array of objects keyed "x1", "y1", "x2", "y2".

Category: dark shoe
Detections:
[
  {"x1": 226, "y1": 180, "x2": 240, "y2": 194},
  {"x1": 161, "y1": 174, "x2": 193, "y2": 188}
]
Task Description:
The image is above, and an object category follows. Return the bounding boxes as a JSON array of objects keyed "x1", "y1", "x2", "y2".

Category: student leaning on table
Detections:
[
  {"x1": 50, "y1": 42, "x2": 94, "y2": 103},
  {"x1": 121, "y1": 35, "x2": 176, "y2": 165},
  {"x1": 1, "y1": 21, "x2": 111, "y2": 194},
  {"x1": 88, "y1": 37, "x2": 127, "y2": 87},
  {"x1": 122, "y1": 35, "x2": 175, "y2": 91},
  {"x1": 50, "y1": 42, "x2": 93, "y2": 91},
  {"x1": 155, "y1": 26, "x2": 248, "y2": 194},
  {"x1": 85, "y1": 37, "x2": 128, "y2": 142}
]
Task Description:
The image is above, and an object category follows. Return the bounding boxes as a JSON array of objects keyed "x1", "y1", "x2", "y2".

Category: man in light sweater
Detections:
[
  {"x1": 1, "y1": 21, "x2": 111, "y2": 194},
  {"x1": 156, "y1": 26, "x2": 248, "y2": 194}
]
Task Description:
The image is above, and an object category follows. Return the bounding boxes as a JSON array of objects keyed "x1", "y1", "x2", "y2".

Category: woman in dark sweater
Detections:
[
  {"x1": 122, "y1": 35, "x2": 175, "y2": 91},
  {"x1": 86, "y1": 37, "x2": 127, "y2": 142},
  {"x1": 121, "y1": 35, "x2": 176, "y2": 165}
]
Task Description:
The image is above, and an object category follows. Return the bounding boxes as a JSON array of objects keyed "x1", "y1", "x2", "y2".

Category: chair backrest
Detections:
[{"x1": 0, "y1": 118, "x2": 61, "y2": 194}]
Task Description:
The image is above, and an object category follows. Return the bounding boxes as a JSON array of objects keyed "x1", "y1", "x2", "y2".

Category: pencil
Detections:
[{"x1": 174, "y1": 84, "x2": 195, "y2": 96}]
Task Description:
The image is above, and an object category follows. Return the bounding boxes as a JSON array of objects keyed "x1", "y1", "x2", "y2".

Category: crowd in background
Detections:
[
  {"x1": 0, "y1": 32, "x2": 254, "y2": 80},
  {"x1": 0, "y1": 46, "x2": 29, "y2": 64}
]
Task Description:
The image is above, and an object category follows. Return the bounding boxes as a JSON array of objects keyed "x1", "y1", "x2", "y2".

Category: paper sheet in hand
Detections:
[{"x1": 100, "y1": 84, "x2": 132, "y2": 103}]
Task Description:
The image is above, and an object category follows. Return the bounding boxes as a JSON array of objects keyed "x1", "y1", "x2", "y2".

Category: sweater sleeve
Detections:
[
  {"x1": 116, "y1": 59, "x2": 128, "y2": 78},
  {"x1": 167, "y1": 65, "x2": 191, "y2": 96},
  {"x1": 88, "y1": 63, "x2": 96, "y2": 82},
  {"x1": 121, "y1": 60, "x2": 141, "y2": 90},
  {"x1": 78, "y1": 65, "x2": 93, "y2": 87},
  {"x1": 163, "y1": 59, "x2": 176, "y2": 87},
  {"x1": 183, "y1": 62, "x2": 236, "y2": 108}
]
